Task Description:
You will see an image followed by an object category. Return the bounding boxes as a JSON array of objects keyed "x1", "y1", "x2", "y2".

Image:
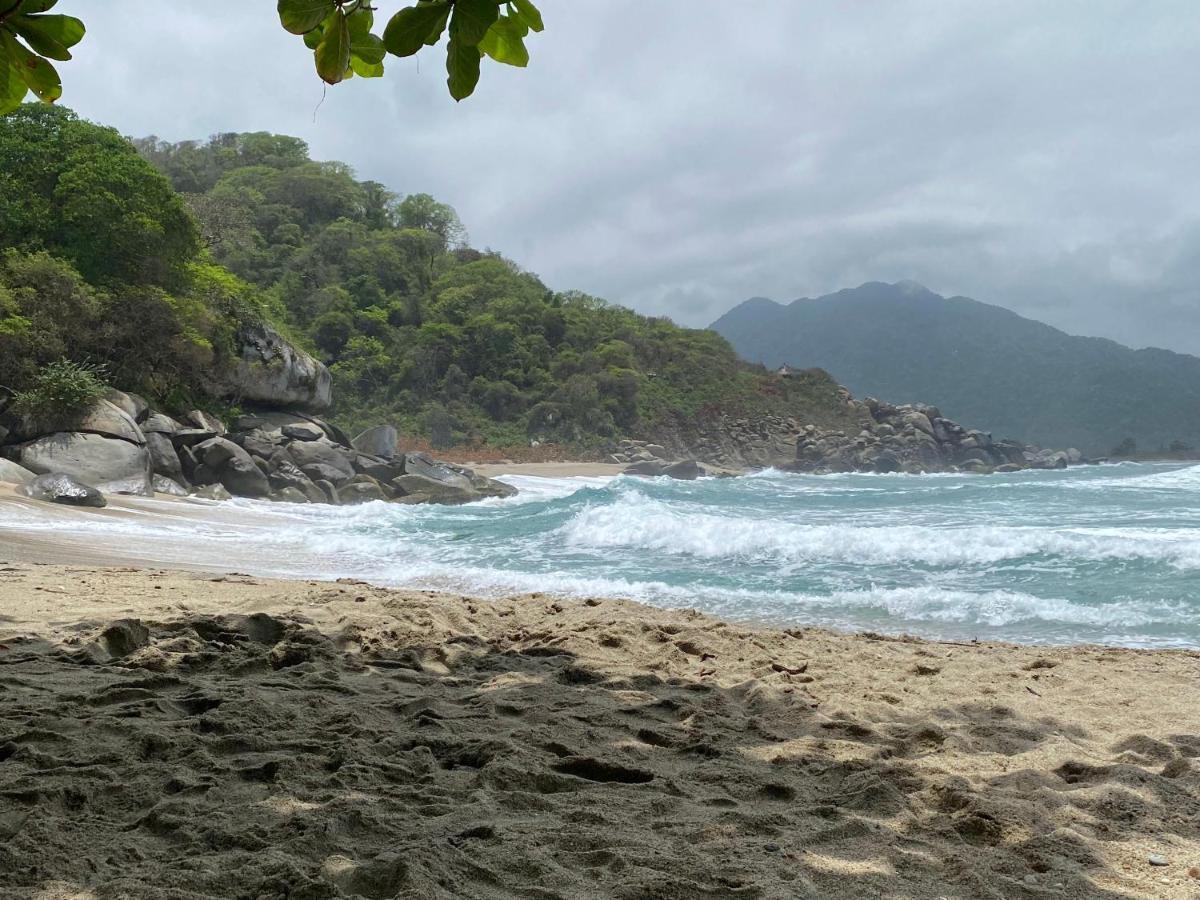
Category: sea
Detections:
[{"x1": 3, "y1": 462, "x2": 1198, "y2": 648}]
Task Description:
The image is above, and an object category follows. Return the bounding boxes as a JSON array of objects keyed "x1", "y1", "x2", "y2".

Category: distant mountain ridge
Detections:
[{"x1": 710, "y1": 281, "x2": 1200, "y2": 453}]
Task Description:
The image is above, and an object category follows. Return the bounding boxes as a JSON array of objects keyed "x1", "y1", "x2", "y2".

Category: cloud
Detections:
[{"x1": 64, "y1": 0, "x2": 1200, "y2": 352}]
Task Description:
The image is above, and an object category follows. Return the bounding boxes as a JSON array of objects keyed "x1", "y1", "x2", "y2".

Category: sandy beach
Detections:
[{"x1": 1, "y1": 497, "x2": 1200, "y2": 899}]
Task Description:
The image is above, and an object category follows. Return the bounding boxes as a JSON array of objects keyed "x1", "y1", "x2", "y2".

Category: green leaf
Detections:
[
  {"x1": 448, "y1": 0, "x2": 499, "y2": 47},
  {"x1": 277, "y1": 0, "x2": 335, "y2": 35},
  {"x1": 383, "y1": 2, "x2": 449, "y2": 58},
  {"x1": 10, "y1": 14, "x2": 84, "y2": 61},
  {"x1": 479, "y1": 15, "x2": 528, "y2": 67},
  {"x1": 302, "y1": 24, "x2": 324, "y2": 50},
  {"x1": 347, "y1": 10, "x2": 385, "y2": 65},
  {"x1": 349, "y1": 54, "x2": 384, "y2": 78},
  {"x1": 510, "y1": 0, "x2": 544, "y2": 33},
  {"x1": 16, "y1": 0, "x2": 58, "y2": 13},
  {"x1": 314, "y1": 11, "x2": 350, "y2": 84},
  {"x1": 0, "y1": 51, "x2": 29, "y2": 116},
  {"x1": 14, "y1": 47, "x2": 60, "y2": 101},
  {"x1": 446, "y1": 36, "x2": 481, "y2": 100}
]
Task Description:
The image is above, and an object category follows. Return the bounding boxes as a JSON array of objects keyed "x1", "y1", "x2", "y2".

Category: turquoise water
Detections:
[{"x1": 3, "y1": 462, "x2": 1199, "y2": 647}]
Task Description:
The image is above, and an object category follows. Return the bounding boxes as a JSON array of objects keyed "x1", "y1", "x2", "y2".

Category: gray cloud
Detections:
[{"x1": 65, "y1": 1, "x2": 1200, "y2": 352}]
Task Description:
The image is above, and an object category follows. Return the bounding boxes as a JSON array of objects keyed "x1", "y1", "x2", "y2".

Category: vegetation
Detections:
[
  {"x1": 0, "y1": 106, "x2": 270, "y2": 408},
  {"x1": 0, "y1": 0, "x2": 543, "y2": 115},
  {"x1": 8, "y1": 357, "x2": 106, "y2": 422},
  {"x1": 135, "y1": 126, "x2": 854, "y2": 447},
  {"x1": 0, "y1": 105, "x2": 854, "y2": 451}
]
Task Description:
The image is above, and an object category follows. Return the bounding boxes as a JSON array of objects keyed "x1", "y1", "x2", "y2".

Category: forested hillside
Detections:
[
  {"x1": 713, "y1": 281, "x2": 1200, "y2": 455},
  {"x1": 0, "y1": 105, "x2": 856, "y2": 452},
  {"x1": 132, "y1": 125, "x2": 856, "y2": 447}
]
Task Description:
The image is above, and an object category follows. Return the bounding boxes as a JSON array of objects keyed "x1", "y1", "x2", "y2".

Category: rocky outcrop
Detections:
[
  {"x1": 785, "y1": 398, "x2": 1085, "y2": 475},
  {"x1": 18, "y1": 473, "x2": 106, "y2": 508},
  {"x1": 619, "y1": 420, "x2": 803, "y2": 470},
  {"x1": 6, "y1": 432, "x2": 153, "y2": 495},
  {"x1": 204, "y1": 322, "x2": 332, "y2": 412},
  {"x1": 0, "y1": 458, "x2": 35, "y2": 484},
  {"x1": 352, "y1": 425, "x2": 398, "y2": 459}
]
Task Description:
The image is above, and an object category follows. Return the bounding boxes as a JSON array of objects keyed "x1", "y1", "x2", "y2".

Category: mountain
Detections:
[{"x1": 711, "y1": 281, "x2": 1200, "y2": 454}]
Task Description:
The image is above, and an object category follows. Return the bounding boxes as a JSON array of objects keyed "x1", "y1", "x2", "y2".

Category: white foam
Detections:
[{"x1": 559, "y1": 488, "x2": 1200, "y2": 568}]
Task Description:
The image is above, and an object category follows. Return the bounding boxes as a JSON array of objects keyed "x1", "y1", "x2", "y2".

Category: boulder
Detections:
[
  {"x1": 141, "y1": 413, "x2": 181, "y2": 435},
  {"x1": 272, "y1": 486, "x2": 311, "y2": 504},
  {"x1": 623, "y1": 460, "x2": 667, "y2": 477},
  {"x1": 0, "y1": 458, "x2": 35, "y2": 485},
  {"x1": 103, "y1": 389, "x2": 149, "y2": 423},
  {"x1": 151, "y1": 475, "x2": 189, "y2": 496},
  {"x1": 18, "y1": 473, "x2": 106, "y2": 508},
  {"x1": 353, "y1": 453, "x2": 405, "y2": 483},
  {"x1": 281, "y1": 422, "x2": 325, "y2": 442},
  {"x1": 184, "y1": 410, "x2": 226, "y2": 434},
  {"x1": 403, "y1": 452, "x2": 471, "y2": 488},
  {"x1": 13, "y1": 432, "x2": 152, "y2": 496},
  {"x1": 313, "y1": 479, "x2": 339, "y2": 504},
  {"x1": 288, "y1": 440, "x2": 356, "y2": 483},
  {"x1": 352, "y1": 425, "x2": 399, "y2": 459},
  {"x1": 204, "y1": 322, "x2": 332, "y2": 412},
  {"x1": 11, "y1": 399, "x2": 146, "y2": 446},
  {"x1": 339, "y1": 480, "x2": 388, "y2": 504},
  {"x1": 220, "y1": 455, "x2": 271, "y2": 498},
  {"x1": 871, "y1": 451, "x2": 902, "y2": 474},
  {"x1": 901, "y1": 411, "x2": 935, "y2": 438},
  {"x1": 171, "y1": 428, "x2": 220, "y2": 448},
  {"x1": 191, "y1": 484, "x2": 233, "y2": 502},
  {"x1": 391, "y1": 473, "x2": 476, "y2": 505},
  {"x1": 664, "y1": 459, "x2": 703, "y2": 480},
  {"x1": 145, "y1": 432, "x2": 184, "y2": 481},
  {"x1": 195, "y1": 437, "x2": 271, "y2": 498},
  {"x1": 644, "y1": 444, "x2": 669, "y2": 459}
]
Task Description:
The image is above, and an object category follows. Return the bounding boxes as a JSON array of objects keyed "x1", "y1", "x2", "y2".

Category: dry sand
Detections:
[
  {"x1": 469, "y1": 461, "x2": 626, "y2": 478},
  {"x1": 1, "y1": 554, "x2": 1199, "y2": 899}
]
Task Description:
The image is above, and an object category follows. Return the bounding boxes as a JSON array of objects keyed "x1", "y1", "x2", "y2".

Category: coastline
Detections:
[{"x1": 2, "y1": 490, "x2": 1200, "y2": 894}]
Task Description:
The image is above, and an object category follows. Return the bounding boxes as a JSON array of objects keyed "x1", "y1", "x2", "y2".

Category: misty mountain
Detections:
[{"x1": 710, "y1": 281, "x2": 1200, "y2": 453}]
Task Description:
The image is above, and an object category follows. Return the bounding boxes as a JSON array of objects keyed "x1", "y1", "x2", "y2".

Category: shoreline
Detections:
[{"x1": 0, "y1": 563, "x2": 1197, "y2": 897}]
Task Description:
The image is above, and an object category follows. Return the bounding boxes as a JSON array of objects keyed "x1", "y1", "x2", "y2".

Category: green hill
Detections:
[
  {"x1": 711, "y1": 281, "x2": 1200, "y2": 455},
  {"x1": 0, "y1": 106, "x2": 858, "y2": 453}
]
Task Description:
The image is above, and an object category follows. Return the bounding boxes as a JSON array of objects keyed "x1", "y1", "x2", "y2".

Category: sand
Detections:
[
  {"x1": 0, "y1": 546, "x2": 1199, "y2": 899},
  {"x1": 468, "y1": 461, "x2": 627, "y2": 478}
]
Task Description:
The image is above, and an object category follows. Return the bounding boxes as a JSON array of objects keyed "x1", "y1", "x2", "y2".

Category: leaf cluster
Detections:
[
  {"x1": 0, "y1": 0, "x2": 84, "y2": 115},
  {"x1": 278, "y1": 0, "x2": 543, "y2": 100}
]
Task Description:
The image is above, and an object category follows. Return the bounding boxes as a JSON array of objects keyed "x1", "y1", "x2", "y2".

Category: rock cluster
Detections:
[
  {"x1": 0, "y1": 392, "x2": 515, "y2": 508},
  {"x1": 785, "y1": 398, "x2": 1085, "y2": 475},
  {"x1": 609, "y1": 439, "x2": 734, "y2": 480}
]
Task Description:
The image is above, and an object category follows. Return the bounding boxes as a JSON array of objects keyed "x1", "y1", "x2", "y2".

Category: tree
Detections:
[
  {"x1": 397, "y1": 193, "x2": 467, "y2": 248},
  {"x1": 0, "y1": 0, "x2": 545, "y2": 116}
]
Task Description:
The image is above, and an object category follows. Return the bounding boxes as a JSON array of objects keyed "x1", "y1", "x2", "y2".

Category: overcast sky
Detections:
[{"x1": 64, "y1": 2, "x2": 1200, "y2": 353}]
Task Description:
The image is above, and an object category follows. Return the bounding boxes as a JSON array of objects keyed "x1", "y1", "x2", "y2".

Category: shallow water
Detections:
[{"x1": 3, "y1": 462, "x2": 1199, "y2": 648}]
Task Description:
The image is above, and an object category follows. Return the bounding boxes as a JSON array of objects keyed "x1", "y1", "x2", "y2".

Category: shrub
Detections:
[{"x1": 9, "y1": 359, "x2": 108, "y2": 424}]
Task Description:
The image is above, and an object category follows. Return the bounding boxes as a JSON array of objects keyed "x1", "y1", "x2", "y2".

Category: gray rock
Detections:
[
  {"x1": 352, "y1": 425, "x2": 399, "y2": 459},
  {"x1": 103, "y1": 389, "x2": 149, "y2": 423},
  {"x1": 14, "y1": 432, "x2": 152, "y2": 496},
  {"x1": 191, "y1": 484, "x2": 233, "y2": 502},
  {"x1": 313, "y1": 479, "x2": 339, "y2": 504},
  {"x1": 151, "y1": 475, "x2": 189, "y2": 496},
  {"x1": 0, "y1": 458, "x2": 35, "y2": 484},
  {"x1": 141, "y1": 413, "x2": 181, "y2": 435},
  {"x1": 171, "y1": 428, "x2": 219, "y2": 448},
  {"x1": 338, "y1": 481, "x2": 388, "y2": 504},
  {"x1": 392, "y1": 473, "x2": 477, "y2": 505},
  {"x1": 13, "y1": 398, "x2": 145, "y2": 446},
  {"x1": 204, "y1": 322, "x2": 332, "y2": 412},
  {"x1": 194, "y1": 437, "x2": 243, "y2": 469},
  {"x1": 271, "y1": 486, "x2": 310, "y2": 504},
  {"x1": 664, "y1": 459, "x2": 703, "y2": 480},
  {"x1": 1148, "y1": 854, "x2": 1169, "y2": 867},
  {"x1": 145, "y1": 432, "x2": 184, "y2": 481},
  {"x1": 219, "y1": 455, "x2": 271, "y2": 498},
  {"x1": 184, "y1": 410, "x2": 226, "y2": 434},
  {"x1": 353, "y1": 453, "x2": 405, "y2": 483},
  {"x1": 281, "y1": 422, "x2": 325, "y2": 442},
  {"x1": 288, "y1": 440, "x2": 356, "y2": 483},
  {"x1": 871, "y1": 451, "x2": 901, "y2": 474},
  {"x1": 644, "y1": 444, "x2": 668, "y2": 459},
  {"x1": 623, "y1": 460, "x2": 667, "y2": 477},
  {"x1": 18, "y1": 472, "x2": 106, "y2": 508}
]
